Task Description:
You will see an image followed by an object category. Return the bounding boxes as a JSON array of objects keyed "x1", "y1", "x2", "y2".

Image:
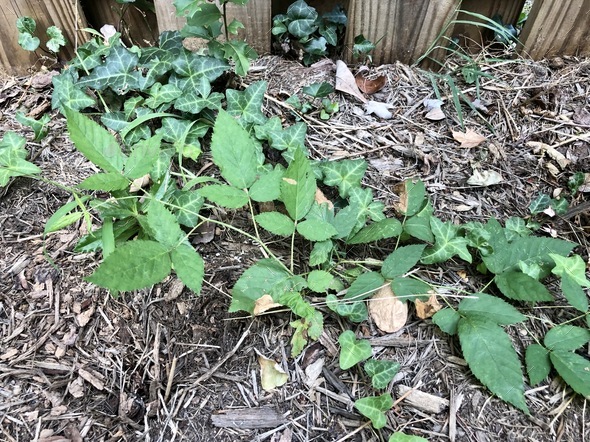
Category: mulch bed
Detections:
[{"x1": 1, "y1": 53, "x2": 589, "y2": 441}]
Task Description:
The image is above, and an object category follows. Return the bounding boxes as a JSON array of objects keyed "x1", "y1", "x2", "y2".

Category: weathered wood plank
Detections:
[
  {"x1": 519, "y1": 0, "x2": 590, "y2": 59},
  {"x1": 84, "y1": 1, "x2": 159, "y2": 46},
  {"x1": 153, "y1": 0, "x2": 185, "y2": 33},
  {"x1": 344, "y1": 0, "x2": 460, "y2": 65},
  {"x1": 454, "y1": 0, "x2": 526, "y2": 49},
  {"x1": 0, "y1": 0, "x2": 89, "y2": 74},
  {"x1": 211, "y1": 406, "x2": 286, "y2": 429}
]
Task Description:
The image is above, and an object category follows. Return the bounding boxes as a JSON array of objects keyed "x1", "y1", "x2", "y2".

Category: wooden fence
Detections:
[{"x1": 1, "y1": 0, "x2": 589, "y2": 74}]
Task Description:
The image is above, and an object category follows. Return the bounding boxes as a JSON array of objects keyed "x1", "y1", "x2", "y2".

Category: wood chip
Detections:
[
  {"x1": 211, "y1": 406, "x2": 286, "y2": 429},
  {"x1": 395, "y1": 384, "x2": 449, "y2": 414}
]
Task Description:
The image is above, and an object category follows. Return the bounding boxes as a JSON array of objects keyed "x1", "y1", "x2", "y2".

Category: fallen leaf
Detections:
[
  {"x1": 130, "y1": 174, "x2": 151, "y2": 192},
  {"x1": 425, "y1": 107, "x2": 446, "y2": 121},
  {"x1": 365, "y1": 101, "x2": 393, "y2": 119},
  {"x1": 192, "y1": 220, "x2": 215, "y2": 244},
  {"x1": 335, "y1": 60, "x2": 367, "y2": 103},
  {"x1": 30, "y1": 70, "x2": 59, "y2": 89},
  {"x1": 452, "y1": 129, "x2": 486, "y2": 148},
  {"x1": 258, "y1": 355, "x2": 288, "y2": 391},
  {"x1": 75, "y1": 303, "x2": 95, "y2": 327},
  {"x1": 315, "y1": 189, "x2": 334, "y2": 210},
  {"x1": 415, "y1": 293, "x2": 442, "y2": 319},
  {"x1": 368, "y1": 285, "x2": 408, "y2": 333},
  {"x1": 527, "y1": 141, "x2": 570, "y2": 169},
  {"x1": 355, "y1": 71, "x2": 387, "y2": 94},
  {"x1": 304, "y1": 357, "x2": 324, "y2": 388},
  {"x1": 466, "y1": 169, "x2": 503, "y2": 186},
  {"x1": 253, "y1": 294, "x2": 281, "y2": 316}
]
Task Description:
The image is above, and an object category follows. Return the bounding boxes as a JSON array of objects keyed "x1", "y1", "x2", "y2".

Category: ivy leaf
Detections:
[
  {"x1": 421, "y1": 217, "x2": 472, "y2": 264},
  {"x1": 321, "y1": 159, "x2": 367, "y2": 198},
  {"x1": 222, "y1": 40, "x2": 257, "y2": 76},
  {"x1": 364, "y1": 359, "x2": 400, "y2": 389},
  {"x1": 172, "y1": 52, "x2": 229, "y2": 84},
  {"x1": 46, "y1": 26, "x2": 66, "y2": 52},
  {"x1": 549, "y1": 350, "x2": 590, "y2": 397},
  {"x1": 345, "y1": 271, "x2": 384, "y2": 302},
  {"x1": 185, "y1": 2, "x2": 221, "y2": 26},
  {"x1": 77, "y1": 46, "x2": 144, "y2": 93},
  {"x1": 174, "y1": 90, "x2": 224, "y2": 114},
  {"x1": 432, "y1": 308, "x2": 460, "y2": 335},
  {"x1": 268, "y1": 122, "x2": 307, "y2": 152},
  {"x1": 297, "y1": 218, "x2": 338, "y2": 241},
  {"x1": 198, "y1": 184, "x2": 248, "y2": 209},
  {"x1": 494, "y1": 271, "x2": 553, "y2": 302},
  {"x1": 229, "y1": 259, "x2": 292, "y2": 313},
  {"x1": 87, "y1": 240, "x2": 172, "y2": 291},
  {"x1": 255, "y1": 212, "x2": 295, "y2": 236},
  {"x1": 346, "y1": 219, "x2": 402, "y2": 244},
  {"x1": 348, "y1": 187, "x2": 385, "y2": 222},
  {"x1": 172, "y1": 190, "x2": 204, "y2": 227},
  {"x1": 326, "y1": 294, "x2": 368, "y2": 322},
  {"x1": 0, "y1": 132, "x2": 41, "y2": 186},
  {"x1": 65, "y1": 108, "x2": 126, "y2": 173},
  {"x1": 529, "y1": 194, "x2": 552, "y2": 214},
  {"x1": 210, "y1": 110, "x2": 258, "y2": 189},
  {"x1": 281, "y1": 148, "x2": 316, "y2": 221},
  {"x1": 145, "y1": 82, "x2": 182, "y2": 109},
  {"x1": 458, "y1": 293, "x2": 526, "y2": 326},
  {"x1": 286, "y1": 0, "x2": 319, "y2": 38},
  {"x1": 15, "y1": 111, "x2": 50, "y2": 141},
  {"x1": 458, "y1": 316, "x2": 529, "y2": 413},
  {"x1": 51, "y1": 71, "x2": 95, "y2": 112},
  {"x1": 226, "y1": 81, "x2": 268, "y2": 125},
  {"x1": 354, "y1": 393, "x2": 393, "y2": 429},
  {"x1": 525, "y1": 344, "x2": 551, "y2": 386},
  {"x1": 147, "y1": 200, "x2": 185, "y2": 249},
  {"x1": 403, "y1": 200, "x2": 434, "y2": 242},
  {"x1": 171, "y1": 244, "x2": 204, "y2": 294},
  {"x1": 397, "y1": 179, "x2": 427, "y2": 216},
  {"x1": 338, "y1": 330, "x2": 372, "y2": 370},
  {"x1": 307, "y1": 270, "x2": 333, "y2": 293},
  {"x1": 381, "y1": 245, "x2": 426, "y2": 279},
  {"x1": 550, "y1": 253, "x2": 590, "y2": 287},
  {"x1": 302, "y1": 82, "x2": 334, "y2": 98},
  {"x1": 544, "y1": 325, "x2": 590, "y2": 351}
]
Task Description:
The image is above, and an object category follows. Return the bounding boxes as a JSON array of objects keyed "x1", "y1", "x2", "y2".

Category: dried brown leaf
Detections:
[
  {"x1": 75, "y1": 303, "x2": 95, "y2": 327},
  {"x1": 415, "y1": 293, "x2": 442, "y2": 319},
  {"x1": 315, "y1": 189, "x2": 334, "y2": 210},
  {"x1": 355, "y1": 72, "x2": 387, "y2": 94},
  {"x1": 425, "y1": 107, "x2": 445, "y2": 121},
  {"x1": 368, "y1": 285, "x2": 408, "y2": 333},
  {"x1": 527, "y1": 141, "x2": 571, "y2": 169},
  {"x1": 253, "y1": 294, "x2": 281, "y2": 316},
  {"x1": 335, "y1": 60, "x2": 367, "y2": 103},
  {"x1": 258, "y1": 355, "x2": 288, "y2": 391},
  {"x1": 452, "y1": 129, "x2": 486, "y2": 148},
  {"x1": 466, "y1": 169, "x2": 504, "y2": 186}
]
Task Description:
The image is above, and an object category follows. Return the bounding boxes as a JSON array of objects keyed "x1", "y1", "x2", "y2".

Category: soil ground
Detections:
[{"x1": 1, "y1": 54, "x2": 589, "y2": 442}]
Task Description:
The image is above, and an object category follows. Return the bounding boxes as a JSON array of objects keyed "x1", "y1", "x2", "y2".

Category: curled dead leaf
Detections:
[
  {"x1": 253, "y1": 294, "x2": 281, "y2": 316},
  {"x1": 355, "y1": 71, "x2": 387, "y2": 95},
  {"x1": 130, "y1": 174, "x2": 151, "y2": 192},
  {"x1": 368, "y1": 285, "x2": 408, "y2": 333},
  {"x1": 415, "y1": 293, "x2": 442, "y2": 319},
  {"x1": 466, "y1": 169, "x2": 503, "y2": 186},
  {"x1": 335, "y1": 60, "x2": 367, "y2": 103},
  {"x1": 258, "y1": 355, "x2": 288, "y2": 391},
  {"x1": 527, "y1": 141, "x2": 571, "y2": 169},
  {"x1": 452, "y1": 129, "x2": 486, "y2": 148}
]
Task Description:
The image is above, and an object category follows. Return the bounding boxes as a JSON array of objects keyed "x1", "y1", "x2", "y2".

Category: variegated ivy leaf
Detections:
[
  {"x1": 52, "y1": 70, "x2": 95, "y2": 112},
  {"x1": 321, "y1": 159, "x2": 367, "y2": 198},
  {"x1": 421, "y1": 217, "x2": 472, "y2": 264},
  {"x1": 349, "y1": 187, "x2": 386, "y2": 222},
  {"x1": 174, "y1": 90, "x2": 224, "y2": 114},
  {"x1": 222, "y1": 40, "x2": 257, "y2": 76},
  {"x1": 226, "y1": 81, "x2": 268, "y2": 126},
  {"x1": 354, "y1": 393, "x2": 393, "y2": 429},
  {"x1": 267, "y1": 122, "x2": 307, "y2": 152},
  {"x1": 286, "y1": 0, "x2": 319, "y2": 38},
  {"x1": 364, "y1": 359, "x2": 400, "y2": 389},
  {"x1": 145, "y1": 83, "x2": 182, "y2": 109},
  {"x1": 338, "y1": 330, "x2": 372, "y2": 370},
  {"x1": 156, "y1": 118, "x2": 208, "y2": 145},
  {"x1": 0, "y1": 132, "x2": 42, "y2": 186},
  {"x1": 172, "y1": 50, "x2": 229, "y2": 84}
]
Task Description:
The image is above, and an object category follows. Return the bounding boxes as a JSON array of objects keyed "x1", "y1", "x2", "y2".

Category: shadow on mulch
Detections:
[{"x1": 1, "y1": 54, "x2": 589, "y2": 441}]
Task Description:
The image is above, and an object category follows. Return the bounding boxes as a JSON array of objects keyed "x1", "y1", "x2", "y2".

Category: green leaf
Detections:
[
  {"x1": 44, "y1": 198, "x2": 89, "y2": 234},
  {"x1": 458, "y1": 316, "x2": 528, "y2": 413},
  {"x1": 354, "y1": 393, "x2": 393, "y2": 429},
  {"x1": 185, "y1": 2, "x2": 221, "y2": 26},
  {"x1": 296, "y1": 218, "x2": 338, "y2": 241},
  {"x1": 364, "y1": 359, "x2": 400, "y2": 389},
  {"x1": 544, "y1": 325, "x2": 590, "y2": 351},
  {"x1": 338, "y1": 330, "x2": 372, "y2": 370},
  {"x1": 388, "y1": 433, "x2": 428, "y2": 442},
  {"x1": 0, "y1": 132, "x2": 41, "y2": 186},
  {"x1": 255, "y1": 212, "x2": 295, "y2": 236},
  {"x1": 286, "y1": 0, "x2": 319, "y2": 38},
  {"x1": 353, "y1": 34, "x2": 376, "y2": 57},
  {"x1": 347, "y1": 218, "x2": 402, "y2": 244},
  {"x1": 147, "y1": 200, "x2": 185, "y2": 249},
  {"x1": 281, "y1": 148, "x2": 316, "y2": 221},
  {"x1": 65, "y1": 108, "x2": 126, "y2": 173},
  {"x1": 390, "y1": 277, "x2": 430, "y2": 302},
  {"x1": 550, "y1": 350, "x2": 590, "y2": 397},
  {"x1": 349, "y1": 188, "x2": 385, "y2": 223},
  {"x1": 494, "y1": 271, "x2": 553, "y2": 302},
  {"x1": 171, "y1": 244, "x2": 204, "y2": 294},
  {"x1": 321, "y1": 159, "x2": 367, "y2": 198},
  {"x1": 550, "y1": 253, "x2": 590, "y2": 287},
  {"x1": 15, "y1": 111, "x2": 50, "y2": 141},
  {"x1": 458, "y1": 293, "x2": 526, "y2": 325},
  {"x1": 307, "y1": 270, "x2": 333, "y2": 293},
  {"x1": 226, "y1": 81, "x2": 267, "y2": 125},
  {"x1": 560, "y1": 275, "x2": 589, "y2": 312},
  {"x1": 432, "y1": 308, "x2": 460, "y2": 335},
  {"x1": 346, "y1": 271, "x2": 385, "y2": 302},
  {"x1": 327, "y1": 294, "x2": 368, "y2": 322},
  {"x1": 398, "y1": 179, "x2": 427, "y2": 217},
  {"x1": 174, "y1": 90, "x2": 224, "y2": 114},
  {"x1": 172, "y1": 190, "x2": 204, "y2": 227},
  {"x1": 78, "y1": 172, "x2": 129, "y2": 191},
  {"x1": 145, "y1": 82, "x2": 182, "y2": 109},
  {"x1": 46, "y1": 26, "x2": 66, "y2": 52},
  {"x1": 16, "y1": 16, "x2": 36, "y2": 34},
  {"x1": 381, "y1": 245, "x2": 426, "y2": 278},
  {"x1": 210, "y1": 109, "x2": 258, "y2": 188},
  {"x1": 249, "y1": 167, "x2": 284, "y2": 202},
  {"x1": 309, "y1": 240, "x2": 333, "y2": 266},
  {"x1": 229, "y1": 259, "x2": 292, "y2": 313},
  {"x1": 222, "y1": 40, "x2": 257, "y2": 76},
  {"x1": 198, "y1": 184, "x2": 248, "y2": 209},
  {"x1": 529, "y1": 194, "x2": 552, "y2": 214},
  {"x1": 332, "y1": 204, "x2": 359, "y2": 239},
  {"x1": 267, "y1": 122, "x2": 307, "y2": 152},
  {"x1": 302, "y1": 82, "x2": 334, "y2": 98},
  {"x1": 87, "y1": 240, "x2": 172, "y2": 291},
  {"x1": 421, "y1": 217, "x2": 472, "y2": 264},
  {"x1": 403, "y1": 201, "x2": 434, "y2": 242},
  {"x1": 525, "y1": 344, "x2": 551, "y2": 386},
  {"x1": 124, "y1": 135, "x2": 162, "y2": 179},
  {"x1": 77, "y1": 46, "x2": 144, "y2": 93},
  {"x1": 505, "y1": 217, "x2": 531, "y2": 240},
  {"x1": 52, "y1": 70, "x2": 95, "y2": 112}
]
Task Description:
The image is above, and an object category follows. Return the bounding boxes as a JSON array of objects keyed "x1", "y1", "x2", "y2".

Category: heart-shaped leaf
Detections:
[{"x1": 338, "y1": 330, "x2": 372, "y2": 370}]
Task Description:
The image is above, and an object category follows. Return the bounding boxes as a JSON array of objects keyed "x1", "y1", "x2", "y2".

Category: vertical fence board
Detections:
[
  {"x1": 154, "y1": 0, "x2": 185, "y2": 33},
  {"x1": 0, "y1": 0, "x2": 88, "y2": 75},
  {"x1": 454, "y1": 0, "x2": 525, "y2": 49},
  {"x1": 345, "y1": 0, "x2": 460, "y2": 65},
  {"x1": 519, "y1": 0, "x2": 590, "y2": 59}
]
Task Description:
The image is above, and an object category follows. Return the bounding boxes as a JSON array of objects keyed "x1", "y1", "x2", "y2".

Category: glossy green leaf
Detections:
[
  {"x1": 338, "y1": 330, "x2": 372, "y2": 370},
  {"x1": 302, "y1": 82, "x2": 334, "y2": 98},
  {"x1": 326, "y1": 294, "x2": 368, "y2": 322},
  {"x1": 321, "y1": 159, "x2": 367, "y2": 198},
  {"x1": 550, "y1": 253, "x2": 590, "y2": 287},
  {"x1": 354, "y1": 393, "x2": 393, "y2": 429},
  {"x1": 77, "y1": 46, "x2": 144, "y2": 93},
  {"x1": 172, "y1": 190, "x2": 204, "y2": 227},
  {"x1": 51, "y1": 70, "x2": 96, "y2": 112},
  {"x1": 198, "y1": 184, "x2": 248, "y2": 208},
  {"x1": 281, "y1": 148, "x2": 316, "y2": 221},
  {"x1": 87, "y1": 240, "x2": 172, "y2": 291},
  {"x1": 381, "y1": 245, "x2": 426, "y2": 278},
  {"x1": 174, "y1": 90, "x2": 224, "y2": 114},
  {"x1": 267, "y1": 122, "x2": 307, "y2": 152},
  {"x1": 525, "y1": 344, "x2": 551, "y2": 386},
  {"x1": 144, "y1": 82, "x2": 182, "y2": 109},
  {"x1": 226, "y1": 80, "x2": 267, "y2": 125},
  {"x1": 364, "y1": 359, "x2": 400, "y2": 389},
  {"x1": 222, "y1": 40, "x2": 257, "y2": 76},
  {"x1": 255, "y1": 212, "x2": 295, "y2": 236},
  {"x1": 296, "y1": 218, "x2": 338, "y2": 241},
  {"x1": 171, "y1": 243, "x2": 204, "y2": 294},
  {"x1": 494, "y1": 271, "x2": 553, "y2": 302},
  {"x1": 46, "y1": 26, "x2": 66, "y2": 52},
  {"x1": 185, "y1": 2, "x2": 220, "y2": 26},
  {"x1": 403, "y1": 200, "x2": 434, "y2": 242},
  {"x1": 0, "y1": 132, "x2": 41, "y2": 186}
]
